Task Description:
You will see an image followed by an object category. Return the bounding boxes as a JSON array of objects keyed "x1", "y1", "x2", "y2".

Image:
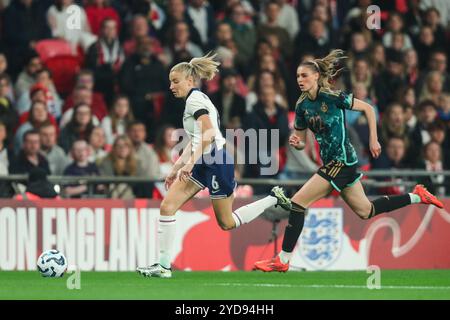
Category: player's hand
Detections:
[
  {"x1": 179, "y1": 163, "x2": 194, "y2": 183},
  {"x1": 369, "y1": 139, "x2": 382, "y2": 159},
  {"x1": 289, "y1": 134, "x2": 305, "y2": 150},
  {"x1": 164, "y1": 170, "x2": 177, "y2": 190}
]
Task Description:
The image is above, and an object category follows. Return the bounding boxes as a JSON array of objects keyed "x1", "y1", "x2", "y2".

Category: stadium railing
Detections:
[{"x1": 1, "y1": 170, "x2": 450, "y2": 197}]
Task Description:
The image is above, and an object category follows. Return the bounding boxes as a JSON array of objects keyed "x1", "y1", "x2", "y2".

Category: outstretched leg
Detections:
[
  {"x1": 341, "y1": 181, "x2": 444, "y2": 220},
  {"x1": 254, "y1": 174, "x2": 333, "y2": 272},
  {"x1": 211, "y1": 186, "x2": 291, "y2": 231}
]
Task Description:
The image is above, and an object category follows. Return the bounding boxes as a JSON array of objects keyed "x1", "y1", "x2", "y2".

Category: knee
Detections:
[
  {"x1": 217, "y1": 219, "x2": 235, "y2": 231},
  {"x1": 160, "y1": 199, "x2": 176, "y2": 216},
  {"x1": 354, "y1": 205, "x2": 372, "y2": 220}
]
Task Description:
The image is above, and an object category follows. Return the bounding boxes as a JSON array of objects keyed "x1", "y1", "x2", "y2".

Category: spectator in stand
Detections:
[
  {"x1": 210, "y1": 68, "x2": 246, "y2": 130},
  {"x1": 39, "y1": 122, "x2": 70, "y2": 175},
  {"x1": 120, "y1": 36, "x2": 167, "y2": 142},
  {"x1": 47, "y1": 0, "x2": 97, "y2": 51},
  {"x1": 380, "y1": 103, "x2": 409, "y2": 148},
  {"x1": 101, "y1": 95, "x2": 134, "y2": 145},
  {"x1": 414, "y1": 26, "x2": 438, "y2": 70},
  {"x1": 87, "y1": 126, "x2": 108, "y2": 163},
  {"x1": 419, "y1": 71, "x2": 444, "y2": 105},
  {"x1": 63, "y1": 139, "x2": 101, "y2": 198},
  {"x1": 85, "y1": 0, "x2": 121, "y2": 36},
  {"x1": 408, "y1": 99, "x2": 439, "y2": 162},
  {"x1": 368, "y1": 42, "x2": 386, "y2": 77},
  {"x1": 403, "y1": 48, "x2": 420, "y2": 87},
  {"x1": 126, "y1": 120, "x2": 160, "y2": 181},
  {"x1": 416, "y1": 50, "x2": 450, "y2": 94},
  {"x1": 437, "y1": 93, "x2": 450, "y2": 125},
  {"x1": 423, "y1": 7, "x2": 447, "y2": 46},
  {"x1": 256, "y1": 1, "x2": 292, "y2": 59},
  {"x1": 243, "y1": 85, "x2": 289, "y2": 193},
  {"x1": 123, "y1": 14, "x2": 164, "y2": 59},
  {"x1": 14, "y1": 51, "x2": 42, "y2": 98},
  {"x1": 10, "y1": 129, "x2": 50, "y2": 175},
  {"x1": 86, "y1": 17, "x2": 125, "y2": 105},
  {"x1": 163, "y1": 21, "x2": 203, "y2": 67},
  {"x1": 159, "y1": 0, "x2": 202, "y2": 51},
  {"x1": 293, "y1": 18, "x2": 334, "y2": 67},
  {"x1": 0, "y1": 53, "x2": 9, "y2": 77},
  {"x1": 98, "y1": 135, "x2": 146, "y2": 199},
  {"x1": 14, "y1": 100, "x2": 56, "y2": 154},
  {"x1": 259, "y1": 0, "x2": 299, "y2": 40},
  {"x1": 382, "y1": 12, "x2": 413, "y2": 50},
  {"x1": 246, "y1": 69, "x2": 288, "y2": 112},
  {"x1": 428, "y1": 121, "x2": 450, "y2": 169},
  {"x1": 342, "y1": 56, "x2": 375, "y2": 98},
  {"x1": 58, "y1": 103, "x2": 96, "y2": 153},
  {"x1": 0, "y1": 121, "x2": 14, "y2": 197},
  {"x1": 0, "y1": 74, "x2": 18, "y2": 144},
  {"x1": 346, "y1": 32, "x2": 370, "y2": 68},
  {"x1": 16, "y1": 70, "x2": 62, "y2": 120},
  {"x1": 418, "y1": 141, "x2": 446, "y2": 196},
  {"x1": 152, "y1": 124, "x2": 177, "y2": 197},
  {"x1": 226, "y1": 2, "x2": 257, "y2": 75},
  {"x1": 395, "y1": 86, "x2": 418, "y2": 132},
  {"x1": 59, "y1": 85, "x2": 102, "y2": 128},
  {"x1": 186, "y1": 0, "x2": 216, "y2": 51},
  {"x1": 61, "y1": 69, "x2": 108, "y2": 122},
  {"x1": 374, "y1": 49, "x2": 407, "y2": 112},
  {"x1": 2, "y1": 0, "x2": 51, "y2": 78},
  {"x1": 372, "y1": 136, "x2": 411, "y2": 195}
]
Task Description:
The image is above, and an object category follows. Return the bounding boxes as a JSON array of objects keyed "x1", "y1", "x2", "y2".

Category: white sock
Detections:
[
  {"x1": 279, "y1": 250, "x2": 292, "y2": 264},
  {"x1": 233, "y1": 195, "x2": 277, "y2": 226},
  {"x1": 409, "y1": 193, "x2": 421, "y2": 204},
  {"x1": 158, "y1": 215, "x2": 176, "y2": 269}
]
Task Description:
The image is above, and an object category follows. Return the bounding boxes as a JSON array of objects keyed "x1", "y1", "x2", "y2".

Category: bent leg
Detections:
[{"x1": 211, "y1": 190, "x2": 281, "y2": 230}]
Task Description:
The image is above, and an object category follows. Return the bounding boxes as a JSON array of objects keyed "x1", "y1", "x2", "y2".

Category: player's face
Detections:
[
  {"x1": 169, "y1": 71, "x2": 192, "y2": 98},
  {"x1": 297, "y1": 66, "x2": 319, "y2": 92}
]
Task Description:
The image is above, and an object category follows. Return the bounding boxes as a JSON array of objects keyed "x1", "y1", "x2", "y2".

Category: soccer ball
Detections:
[{"x1": 36, "y1": 250, "x2": 68, "y2": 277}]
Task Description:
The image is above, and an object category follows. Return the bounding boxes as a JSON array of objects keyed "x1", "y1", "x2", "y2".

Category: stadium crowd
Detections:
[{"x1": 0, "y1": 0, "x2": 449, "y2": 198}]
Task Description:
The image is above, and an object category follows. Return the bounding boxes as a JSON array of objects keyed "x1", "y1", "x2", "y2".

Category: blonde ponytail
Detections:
[
  {"x1": 301, "y1": 49, "x2": 347, "y2": 90},
  {"x1": 171, "y1": 52, "x2": 220, "y2": 81}
]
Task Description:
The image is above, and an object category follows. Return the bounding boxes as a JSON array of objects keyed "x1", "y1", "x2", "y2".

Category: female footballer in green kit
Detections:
[{"x1": 254, "y1": 49, "x2": 444, "y2": 272}]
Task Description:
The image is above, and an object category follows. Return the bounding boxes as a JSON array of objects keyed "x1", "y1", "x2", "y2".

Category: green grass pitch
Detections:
[{"x1": 1, "y1": 270, "x2": 450, "y2": 300}]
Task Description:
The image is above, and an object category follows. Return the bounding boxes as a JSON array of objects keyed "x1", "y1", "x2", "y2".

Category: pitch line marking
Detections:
[{"x1": 205, "y1": 283, "x2": 450, "y2": 290}]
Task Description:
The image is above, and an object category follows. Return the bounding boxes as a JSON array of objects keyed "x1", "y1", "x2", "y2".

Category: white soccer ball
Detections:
[{"x1": 37, "y1": 249, "x2": 68, "y2": 277}]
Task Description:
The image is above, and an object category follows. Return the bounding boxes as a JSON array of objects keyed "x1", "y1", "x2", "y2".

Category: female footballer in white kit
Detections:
[{"x1": 137, "y1": 53, "x2": 291, "y2": 278}]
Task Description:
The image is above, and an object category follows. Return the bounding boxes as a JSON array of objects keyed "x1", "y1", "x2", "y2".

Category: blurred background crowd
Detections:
[{"x1": 0, "y1": 0, "x2": 449, "y2": 198}]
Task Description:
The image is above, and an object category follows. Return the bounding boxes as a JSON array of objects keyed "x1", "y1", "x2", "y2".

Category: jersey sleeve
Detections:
[
  {"x1": 186, "y1": 93, "x2": 210, "y2": 120},
  {"x1": 336, "y1": 91, "x2": 354, "y2": 110},
  {"x1": 294, "y1": 104, "x2": 307, "y2": 130}
]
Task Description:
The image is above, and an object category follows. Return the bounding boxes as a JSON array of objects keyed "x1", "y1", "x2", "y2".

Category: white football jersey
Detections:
[{"x1": 183, "y1": 89, "x2": 226, "y2": 154}]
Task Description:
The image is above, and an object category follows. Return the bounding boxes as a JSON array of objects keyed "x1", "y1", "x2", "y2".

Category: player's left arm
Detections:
[
  {"x1": 179, "y1": 114, "x2": 215, "y2": 181},
  {"x1": 352, "y1": 98, "x2": 381, "y2": 159}
]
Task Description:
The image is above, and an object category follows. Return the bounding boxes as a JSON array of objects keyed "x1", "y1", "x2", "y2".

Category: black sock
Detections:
[
  {"x1": 369, "y1": 194, "x2": 412, "y2": 218},
  {"x1": 281, "y1": 202, "x2": 306, "y2": 253}
]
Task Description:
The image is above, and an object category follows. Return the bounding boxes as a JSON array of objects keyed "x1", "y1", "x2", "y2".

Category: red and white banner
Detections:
[{"x1": 0, "y1": 198, "x2": 449, "y2": 271}]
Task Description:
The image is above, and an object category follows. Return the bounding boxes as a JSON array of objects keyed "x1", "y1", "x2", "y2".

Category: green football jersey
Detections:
[{"x1": 294, "y1": 87, "x2": 358, "y2": 166}]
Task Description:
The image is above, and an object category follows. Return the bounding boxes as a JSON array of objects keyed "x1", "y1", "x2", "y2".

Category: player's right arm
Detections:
[
  {"x1": 289, "y1": 129, "x2": 306, "y2": 150},
  {"x1": 165, "y1": 141, "x2": 192, "y2": 190}
]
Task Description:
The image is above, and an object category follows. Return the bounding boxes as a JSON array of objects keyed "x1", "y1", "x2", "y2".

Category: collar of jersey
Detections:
[
  {"x1": 306, "y1": 86, "x2": 321, "y2": 101},
  {"x1": 185, "y1": 88, "x2": 200, "y2": 100}
]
